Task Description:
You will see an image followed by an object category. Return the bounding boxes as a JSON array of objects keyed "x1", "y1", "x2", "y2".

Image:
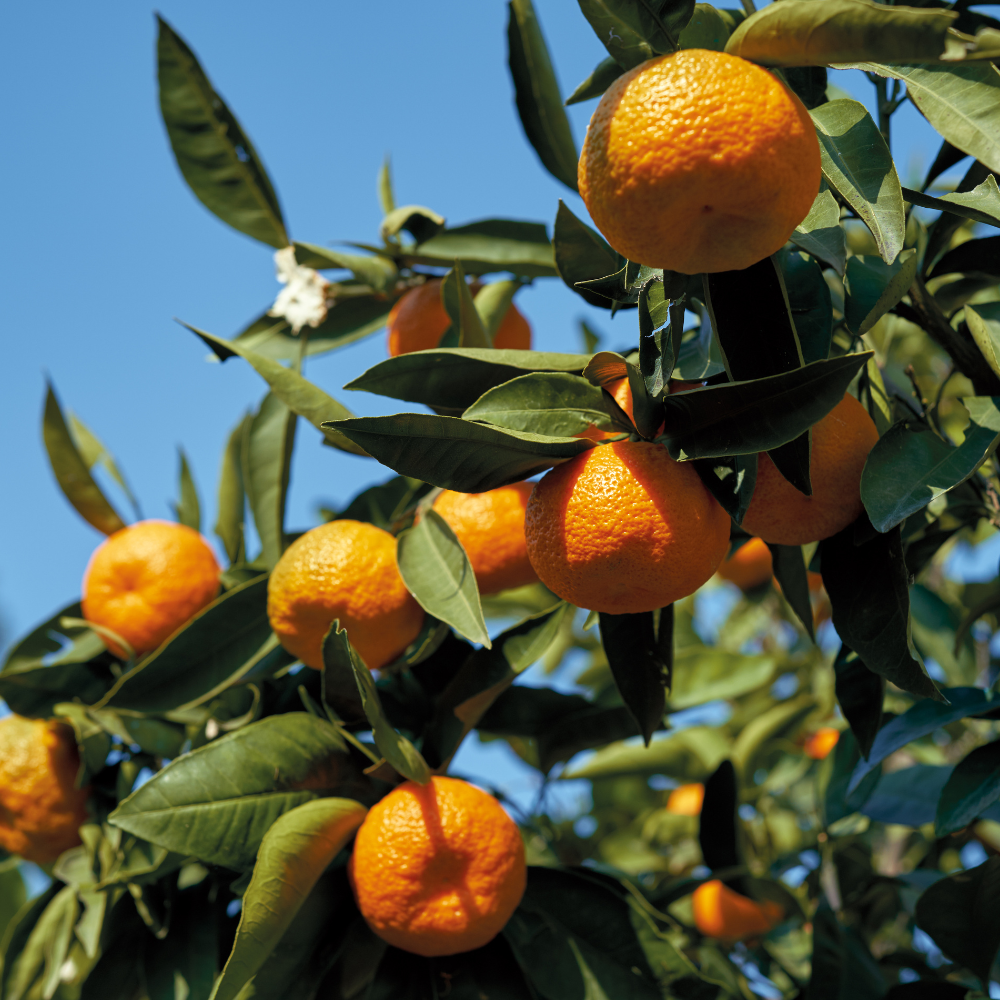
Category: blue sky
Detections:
[{"x1": 0, "y1": 1, "x2": 945, "y2": 651}]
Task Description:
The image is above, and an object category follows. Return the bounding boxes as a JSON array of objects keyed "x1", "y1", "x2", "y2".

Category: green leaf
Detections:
[
  {"x1": 822, "y1": 720, "x2": 882, "y2": 824},
  {"x1": 691, "y1": 454, "x2": 758, "y2": 525},
  {"x1": 463, "y1": 371, "x2": 612, "y2": 436},
  {"x1": 731, "y1": 693, "x2": 818, "y2": 778},
  {"x1": 143, "y1": 882, "x2": 218, "y2": 1000},
  {"x1": 576, "y1": 0, "x2": 696, "y2": 70},
  {"x1": 657, "y1": 353, "x2": 871, "y2": 461},
  {"x1": 320, "y1": 624, "x2": 365, "y2": 723},
  {"x1": 215, "y1": 413, "x2": 249, "y2": 565},
  {"x1": 821, "y1": 522, "x2": 942, "y2": 704},
  {"x1": 211, "y1": 798, "x2": 366, "y2": 1000},
  {"x1": 54, "y1": 703, "x2": 113, "y2": 781},
  {"x1": 861, "y1": 399, "x2": 1000, "y2": 532},
  {"x1": 396, "y1": 510, "x2": 490, "y2": 648},
  {"x1": 173, "y1": 446, "x2": 201, "y2": 531},
  {"x1": 780, "y1": 248, "x2": 833, "y2": 365},
  {"x1": 96, "y1": 575, "x2": 277, "y2": 712},
  {"x1": 345, "y1": 632, "x2": 431, "y2": 783},
  {"x1": 292, "y1": 242, "x2": 396, "y2": 294},
  {"x1": 403, "y1": 219, "x2": 557, "y2": 277},
  {"x1": 320, "y1": 413, "x2": 593, "y2": 493},
  {"x1": 929, "y1": 234, "x2": 1000, "y2": 281},
  {"x1": 844, "y1": 250, "x2": 918, "y2": 335},
  {"x1": 671, "y1": 648, "x2": 777, "y2": 710},
  {"x1": 156, "y1": 16, "x2": 287, "y2": 248},
  {"x1": 936, "y1": 739, "x2": 1000, "y2": 836},
  {"x1": 345, "y1": 347, "x2": 592, "y2": 412},
  {"x1": 43, "y1": 382, "x2": 126, "y2": 536},
  {"x1": 807, "y1": 899, "x2": 886, "y2": 1000},
  {"x1": 566, "y1": 55, "x2": 624, "y2": 105},
  {"x1": 377, "y1": 157, "x2": 395, "y2": 216},
  {"x1": 108, "y1": 713, "x2": 350, "y2": 869},
  {"x1": 332, "y1": 475, "x2": 429, "y2": 530},
  {"x1": 811, "y1": 100, "x2": 905, "y2": 265},
  {"x1": 967, "y1": 305, "x2": 1000, "y2": 381},
  {"x1": 244, "y1": 392, "x2": 296, "y2": 569},
  {"x1": 190, "y1": 325, "x2": 366, "y2": 456},
  {"x1": 915, "y1": 857, "x2": 1000, "y2": 986},
  {"x1": 678, "y1": 3, "x2": 736, "y2": 51},
  {"x1": 833, "y1": 645, "x2": 884, "y2": 759},
  {"x1": 699, "y1": 760, "x2": 741, "y2": 876},
  {"x1": 379, "y1": 205, "x2": 445, "y2": 245},
  {"x1": 769, "y1": 543, "x2": 815, "y2": 640},
  {"x1": 67, "y1": 411, "x2": 141, "y2": 519},
  {"x1": 599, "y1": 608, "x2": 672, "y2": 745},
  {"x1": 790, "y1": 186, "x2": 847, "y2": 275},
  {"x1": 856, "y1": 62, "x2": 1000, "y2": 176},
  {"x1": 553, "y1": 201, "x2": 623, "y2": 310},
  {"x1": 474, "y1": 280, "x2": 521, "y2": 343},
  {"x1": 507, "y1": 0, "x2": 579, "y2": 191},
  {"x1": 4, "y1": 884, "x2": 77, "y2": 1000},
  {"x1": 726, "y1": 0, "x2": 972, "y2": 67},
  {"x1": 904, "y1": 174, "x2": 1000, "y2": 229},
  {"x1": 441, "y1": 262, "x2": 490, "y2": 348},
  {"x1": 504, "y1": 867, "x2": 661, "y2": 1000}
]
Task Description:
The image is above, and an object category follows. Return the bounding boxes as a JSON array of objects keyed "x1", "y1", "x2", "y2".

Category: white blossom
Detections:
[{"x1": 268, "y1": 246, "x2": 330, "y2": 333}]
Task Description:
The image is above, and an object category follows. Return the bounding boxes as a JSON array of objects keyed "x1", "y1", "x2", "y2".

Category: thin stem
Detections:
[
  {"x1": 739, "y1": 0, "x2": 756, "y2": 13},
  {"x1": 294, "y1": 327, "x2": 310, "y2": 375},
  {"x1": 337, "y1": 726, "x2": 382, "y2": 765}
]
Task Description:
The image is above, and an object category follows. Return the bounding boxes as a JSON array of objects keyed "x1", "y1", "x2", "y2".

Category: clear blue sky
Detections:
[{"x1": 0, "y1": 1, "x2": 942, "y2": 652}]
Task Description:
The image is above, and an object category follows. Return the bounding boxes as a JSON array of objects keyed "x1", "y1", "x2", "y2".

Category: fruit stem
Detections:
[{"x1": 738, "y1": 0, "x2": 756, "y2": 14}]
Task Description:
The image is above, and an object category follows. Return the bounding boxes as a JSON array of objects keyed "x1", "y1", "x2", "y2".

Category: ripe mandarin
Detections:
[
  {"x1": 432, "y1": 483, "x2": 538, "y2": 594},
  {"x1": 742, "y1": 394, "x2": 879, "y2": 546},
  {"x1": 386, "y1": 279, "x2": 531, "y2": 356},
  {"x1": 82, "y1": 519, "x2": 221, "y2": 658},
  {"x1": 579, "y1": 49, "x2": 821, "y2": 273},
  {"x1": 0, "y1": 716, "x2": 90, "y2": 864},
  {"x1": 692, "y1": 880, "x2": 782, "y2": 943},
  {"x1": 268, "y1": 520, "x2": 423, "y2": 670},
  {"x1": 667, "y1": 783, "x2": 705, "y2": 817},
  {"x1": 717, "y1": 537, "x2": 773, "y2": 592},
  {"x1": 348, "y1": 776, "x2": 527, "y2": 957},
  {"x1": 804, "y1": 727, "x2": 840, "y2": 760},
  {"x1": 525, "y1": 440, "x2": 729, "y2": 613}
]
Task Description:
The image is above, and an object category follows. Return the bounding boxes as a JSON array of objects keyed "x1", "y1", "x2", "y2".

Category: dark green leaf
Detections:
[
  {"x1": 67, "y1": 410, "x2": 141, "y2": 519},
  {"x1": 397, "y1": 509, "x2": 490, "y2": 648},
  {"x1": 966, "y1": 305, "x2": 1000, "y2": 380},
  {"x1": 441, "y1": 262, "x2": 490, "y2": 348},
  {"x1": 822, "y1": 725, "x2": 883, "y2": 825},
  {"x1": 404, "y1": 219, "x2": 557, "y2": 278},
  {"x1": 108, "y1": 713, "x2": 353, "y2": 869},
  {"x1": 553, "y1": 201, "x2": 624, "y2": 308},
  {"x1": 678, "y1": 2, "x2": 737, "y2": 51},
  {"x1": 731, "y1": 693, "x2": 817, "y2": 778},
  {"x1": 811, "y1": 100, "x2": 905, "y2": 265},
  {"x1": 694, "y1": 454, "x2": 759, "y2": 526},
  {"x1": 929, "y1": 234, "x2": 1000, "y2": 281},
  {"x1": 43, "y1": 382, "x2": 126, "y2": 536},
  {"x1": 345, "y1": 347, "x2": 591, "y2": 412},
  {"x1": 320, "y1": 624, "x2": 365, "y2": 723},
  {"x1": 508, "y1": 0, "x2": 579, "y2": 191},
  {"x1": 822, "y1": 521, "x2": 942, "y2": 704},
  {"x1": 780, "y1": 248, "x2": 833, "y2": 365},
  {"x1": 566, "y1": 54, "x2": 624, "y2": 105},
  {"x1": 833, "y1": 644, "x2": 884, "y2": 759},
  {"x1": 172, "y1": 447, "x2": 201, "y2": 531},
  {"x1": 671, "y1": 648, "x2": 777, "y2": 710},
  {"x1": 861, "y1": 400, "x2": 1000, "y2": 533},
  {"x1": 380, "y1": 204, "x2": 445, "y2": 245},
  {"x1": 212, "y1": 798, "x2": 367, "y2": 1000},
  {"x1": 790, "y1": 186, "x2": 847, "y2": 275},
  {"x1": 699, "y1": 760, "x2": 742, "y2": 882},
  {"x1": 905, "y1": 174, "x2": 1000, "y2": 229},
  {"x1": 378, "y1": 157, "x2": 394, "y2": 216},
  {"x1": 936, "y1": 739, "x2": 1000, "y2": 835},
  {"x1": 156, "y1": 16, "x2": 287, "y2": 247},
  {"x1": 244, "y1": 391, "x2": 296, "y2": 569},
  {"x1": 844, "y1": 250, "x2": 918, "y2": 336},
  {"x1": 292, "y1": 242, "x2": 396, "y2": 293},
  {"x1": 331, "y1": 475, "x2": 428, "y2": 529},
  {"x1": 3, "y1": 884, "x2": 77, "y2": 1000},
  {"x1": 807, "y1": 898, "x2": 886, "y2": 1000},
  {"x1": 915, "y1": 857, "x2": 1000, "y2": 986},
  {"x1": 576, "y1": 0, "x2": 696, "y2": 70},
  {"x1": 143, "y1": 883, "x2": 218, "y2": 1000},
  {"x1": 475, "y1": 280, "x2": 522, "y2": 343},
  {"x1": 599, "y1": 608, "x2": 672, "y2": 744},
  {"x1": 768, "y1": 543, "x2": 815, "y2": 639},
  {"x1": 215, "y1": 414, "x2": 249, "y2": 565},
  {"x1": 321, "y1": 413, "x2": 593, "y2": 493}
]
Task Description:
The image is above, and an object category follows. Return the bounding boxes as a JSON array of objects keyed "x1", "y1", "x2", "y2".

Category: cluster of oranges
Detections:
[{"x1": 12, "y1": 46, "x2": 862, "y2": 958}]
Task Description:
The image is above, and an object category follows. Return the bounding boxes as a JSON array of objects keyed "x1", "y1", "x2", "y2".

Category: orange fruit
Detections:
[
  {"x1": 0, "y1": 716, "x2": 90, "y2": 864},
  {"x1": 579, "y1": 49, "x2": 821, "y2": 274},
  {"x1": 386, "y1": 279, "x2": 532, "y2": 356},
  {"x1": 525, "y1": 440, "x2": 730, "y2": 613},
  {"x1": 742, "y1": 394, "x2": 879, "y2": 546},
  {"x1": 666, "y1": 783, "x2": 704, "y2": 816},
  {"x1": 716, "y1": 537, "x2": 773, "y2": 592},
  {"x1": 692, "y1": 880, "x2": 783, "y2": 943},
  {"x1": 348, "y1": 776, "x2": 527, "y2": 957},
  {"x1": 804, "y1": 727, "x2": 840, "y2": 760},
  {"x1": 580, "y1": 377, "x2": 702, "y2": 441},
  {"x1": 82, "y1": 519, "x2": 221, "y2": 658},
  {"x1": 432, "y1": 483, "x2": 538, "y2": 594},
  {"x1": 268, "y1": 520, "x2": 424, "y2": 670}
]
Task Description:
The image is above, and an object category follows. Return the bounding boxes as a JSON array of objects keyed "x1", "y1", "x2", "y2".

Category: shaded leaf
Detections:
[
  {"x1": 731, "y1": 693, "x2": 817, "y2": 777},
  {"x1": 553, "y1": 200, "x2": 624, "y2": 309},
  {"x1": 691, "y1": 454, "x2": 758, "y2": 525},
  {"x1": 475, "y1": 280, "x2": 522, "y2": 343},
  {"x1": 904, "y1": 174, "x2": 1000, "y2": 228},
  {"x1": 292, "y1": 242, "x2": 396, "y2": 293},
  {"x1": 936, "y1": 738, "x2": 1000, "y2": 835},
  {"x1": 790, "y1": 186, "x2": 847, "y2": 275},
  {"x1": 172, "y1": 447, "x2": 201, "y2": 531},
  {"x1": 576, "y1": 0, "x2": 696, "y2": 70},
  {"x1": 966, "y1": 305, "x2": 1000, "y2": 380},
  {"x1": 379, "y1": 205, "x2": 445, "y2": 245},
  {"x1": 215, "y1": 413, "x2": 249, "y2": 565},
  {"x1": 566, "y1": 54, "x2": 624, "y2": 105},
  {"x1": 441, "y1": 262, "x2": 490, "y2": 348},
  {"x1": 404, "y1": 219, "x2": 557, "y2": 277},
  {"x1": 699, "y1": 760, "x2": 742, "y2": 877},
  {"x1": 822, "y1": 724, "x2": 883, "y2": 825},
  {"x1": 845, "y1": 250, "x2": 918, "y2": 336},
  {"x1": 157, "y1": 16, "x2": 287, "y2": 247},
  {"x1": 67, "y1": 410, "x2": 141, "y2": 519},
  {"x1": 3, "y1": 884, "x2": 77, "y2": 1000},
  {"x1": 833, "y1": 644, "x2": 884, "y2": 759},
  {"x1": 807, "y1": 898, "x2": 886, "y2": 1000},
  {"x1": 780, "y1": 248, "x2": 833, "y2": 365},
  {"x1": 929, "y1": 234, "x2": 1000, "y2": 281},
  {"x1": 769, "y1": 543, "x2": 815, "y2": 640}
]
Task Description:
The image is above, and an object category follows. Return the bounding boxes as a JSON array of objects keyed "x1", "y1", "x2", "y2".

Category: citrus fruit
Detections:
[
  {"x1": 742, "y1": 393, "x2": 879, "y2": 546},
  {"x1": 386, "y1": 279, "x2": 531, "y2": 356},
  {"x1": 0, "y1": 716, "x2": 90, "y2": 864},
  {"x1": 348, "y1": 776, "x2": 527, "y2": 957},
  {"x1": 578, "y1": 49, "x2": 821, "y2": 274},
  {"x1": 432, "y1": 483, "x2": 538, "y2": 594},
  {"x1": 716, "y1": 537, "x2": 773, "y2": 592},
  {"x1": 525, "y1": 440, "x2": 730, "y2": 613},
  {"x1": 580, "y1": 377, "x2": 701, "y2": 440},
  {"x1": 692, "y1": 880, "x2": 783, "y2": 942},
  {"x1": 82, "y1": 519, "x2": 221, "y2": 658},
  {"x1": 804, "y1": 727, "x2": 840, "y2": 760},
  {"x1": 667, "y1": 783, "x2": 704, "y2": 816},
  {"x1": 268, "y1": 520, "x2": 424, "y2": 670}
]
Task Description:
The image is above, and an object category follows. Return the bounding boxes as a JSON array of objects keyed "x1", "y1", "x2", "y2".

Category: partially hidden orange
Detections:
[
  {"x1": 717, "y1": 537, "x2": 773, "y2": 592},
  {"x1": 348, "y1": 776, "x2": 527, "y2": 957},
  {"x1": 579, "y1": 49, "x2": 821, "y2": 273},
  {"x1": 387, "y1": 279, "x2": 531, "y2": 356},
  {"x1": 692, "y1": 880, "x2": 783, "y2": 943},
  {"x1": 525, "y1": 440, "x2": 730, "y2": 613},
  {"x1": 432, "y1": 483, "x2": 538, "y2": 594},
  {"x1": 82, "y1": 519, "x2": 220, "y2": 658},
  {"x1": 742, "y1": 394, "x2": 879, "y2": 546},
  {"x1": 0, "y1": 716, "x2": 90, "y2": 864},
  {"x1": 804, "y1": 727, "x2": 840, "y2": 760},
  {"x1": 667, "y1": 783, "x2": 705, "y2": 816},
  {"x1": 267, "y1": 520, "x2": 424, "y2": 670}
]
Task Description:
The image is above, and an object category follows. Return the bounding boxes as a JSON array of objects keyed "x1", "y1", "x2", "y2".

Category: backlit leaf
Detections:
[
  {"x1": 904, "y1": 174, "x2": 1000, "y2": 229},
  {"x1": 172, "y1": 447, "x2": 201, "y2": 531},
  {"x1": 966, "y1": 305, "x2": 1000, "y2": 380},
  {"x1": 215, "y1": 414, "x2": 249, "y2": 565},
  {"x1": 844, "y1": 250, "x2": 918, "y2": 335},
  {"x1": 791, "y1": 186, "x2": 847, "y2": 275}
]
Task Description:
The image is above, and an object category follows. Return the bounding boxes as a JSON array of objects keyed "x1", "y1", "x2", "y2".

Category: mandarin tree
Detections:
[{"x1": 8, "y1": 1, "x2": 1000, "y2": 998}]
